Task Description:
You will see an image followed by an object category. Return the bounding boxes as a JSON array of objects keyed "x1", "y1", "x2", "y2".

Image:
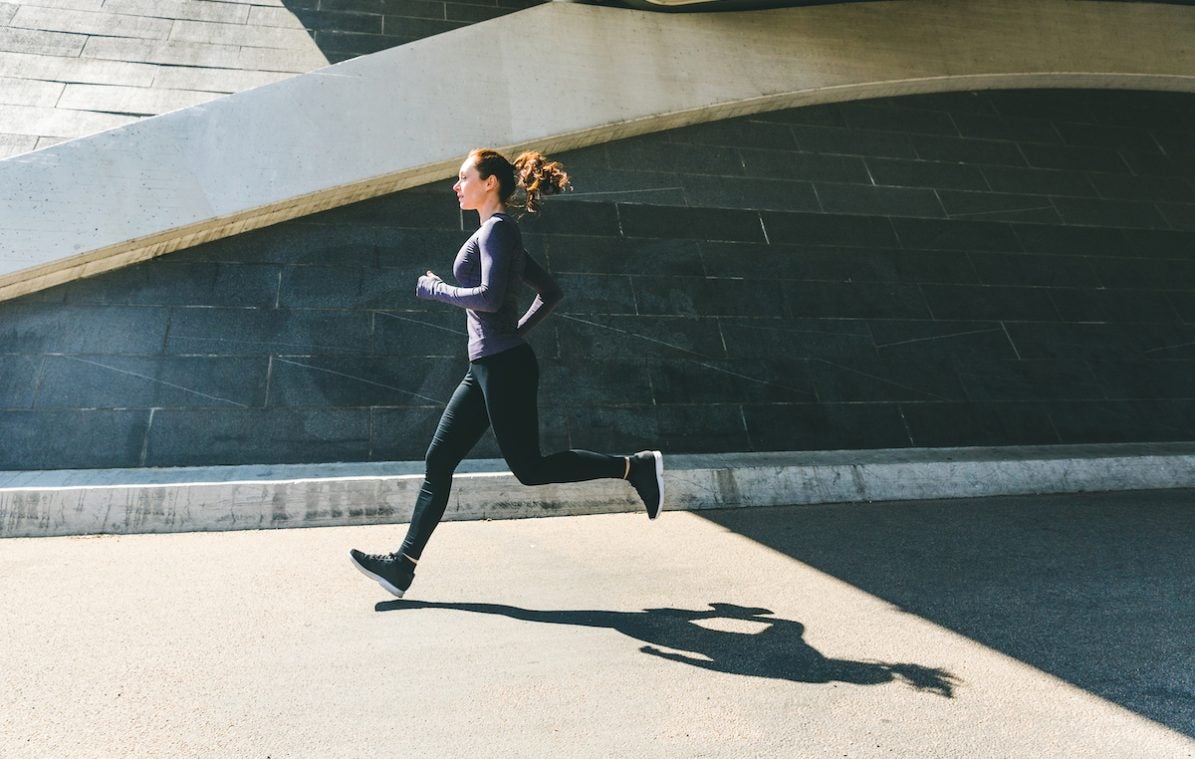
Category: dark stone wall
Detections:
[
  {"x1": 283, "y1": 0, "x2": 546, "y2": 63},
  {"x1": 278, "y1": 1, "x2": 1194, "y2": 65},
  {"x1": 2, "y1": 89, "x2": 1194, "y2": 469}
]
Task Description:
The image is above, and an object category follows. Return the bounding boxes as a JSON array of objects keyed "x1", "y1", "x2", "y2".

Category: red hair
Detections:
[{"x1": 468, "y1": 148, "x2": 570, "y2": 214}]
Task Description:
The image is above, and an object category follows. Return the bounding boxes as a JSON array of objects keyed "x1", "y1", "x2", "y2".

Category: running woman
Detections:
[{"x1": 350, "y1": 148, "x2": 664, "y2": 598}]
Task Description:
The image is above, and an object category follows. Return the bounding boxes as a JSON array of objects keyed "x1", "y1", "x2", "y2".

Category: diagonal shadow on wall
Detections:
[
  {"x1": 695, "y1": 488, "x2": 1195, "y2": 737},
  {"x1": 279, "y1": 0, "x2": 545, "y2": 65}
]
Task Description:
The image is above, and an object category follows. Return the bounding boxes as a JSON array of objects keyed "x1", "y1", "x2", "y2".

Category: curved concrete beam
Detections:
[{"x1": 2, "y1": 0, "x2": 1194, "y2": 302}]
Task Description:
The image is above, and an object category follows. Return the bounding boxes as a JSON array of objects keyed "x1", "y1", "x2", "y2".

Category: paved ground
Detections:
[{"x1": 2, "y1": 489, "x2": 1193, "y2": 758}]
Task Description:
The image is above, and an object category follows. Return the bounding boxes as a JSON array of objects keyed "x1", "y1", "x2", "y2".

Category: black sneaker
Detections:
[
  {"x1": 628, "y1": 450, "x2": 664, "y2": 520},
  {"x1": 349, "y1": 549, "x2": 416, "y2": 598}
]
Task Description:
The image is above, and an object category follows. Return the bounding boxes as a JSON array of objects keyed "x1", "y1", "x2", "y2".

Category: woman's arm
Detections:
[
  {"x1": 416, "y1": 221, "x2": 516, "y2": 313},
  {"x1": 516, "y1": 254, "x2": 564, "y2": 336}
]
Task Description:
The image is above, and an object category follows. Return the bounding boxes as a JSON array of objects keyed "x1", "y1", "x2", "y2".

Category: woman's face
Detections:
[{"x1": 453, "y1": 159, "x2": 493, "y2": 211}]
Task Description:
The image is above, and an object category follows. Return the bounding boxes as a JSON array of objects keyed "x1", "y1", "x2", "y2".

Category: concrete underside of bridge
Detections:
[
  {"x1": 1, "y1": 0, "x2": 1193, "y2": 476},
  {"x1": 1, "y1": 0, "x2": 1193, "y2": 302}
]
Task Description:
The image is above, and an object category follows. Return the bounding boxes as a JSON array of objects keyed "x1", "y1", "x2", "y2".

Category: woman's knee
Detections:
[
  {"x1": 508, "y1": 459, "x2": 549, "y2": 486},
  {"x1": 425, "y1": 441, "x2": 459, "y2": 479}
]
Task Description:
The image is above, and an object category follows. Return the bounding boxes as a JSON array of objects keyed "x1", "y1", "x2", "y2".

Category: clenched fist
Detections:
[{"x1": 416, "y1": 270, "x2": 443, "y2": 299}]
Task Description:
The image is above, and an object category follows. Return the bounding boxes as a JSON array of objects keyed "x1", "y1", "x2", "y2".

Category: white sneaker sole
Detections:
[
  {"x1": 650, "y1": 450, "x2": 664, "y2": 520},
  {"x1": 349, "y1": 551, "x2": 406, "y2": 598}
]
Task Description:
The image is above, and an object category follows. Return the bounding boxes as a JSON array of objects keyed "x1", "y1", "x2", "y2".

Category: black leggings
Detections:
[{"x1": 399, "y1": 343, "x2": 625, "y2": 559}]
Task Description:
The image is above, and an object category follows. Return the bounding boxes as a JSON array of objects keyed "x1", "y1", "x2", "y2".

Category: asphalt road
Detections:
[{"x1": 2, "y1": 489, "x2": 1193, "y2": 758}]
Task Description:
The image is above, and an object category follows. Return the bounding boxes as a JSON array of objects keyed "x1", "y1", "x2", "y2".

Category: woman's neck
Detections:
[{"x1": 477, "y1": 198, "x2": 506, "y2": 224}]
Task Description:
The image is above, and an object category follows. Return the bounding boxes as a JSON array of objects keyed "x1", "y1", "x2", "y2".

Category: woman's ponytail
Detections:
[
  {"x1": 512, "y1": 151, "x2": 569, "y2": 214},
  {"x1": 469, "y1": 148, "x2": 570, "y2": 214}
]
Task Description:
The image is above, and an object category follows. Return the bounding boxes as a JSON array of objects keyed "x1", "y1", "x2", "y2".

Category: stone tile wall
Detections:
[
  {"x1": 0, "y1": 0, "x2": 544, "y2": 157},
  {"x1": 1, "y1": 88, "x2": 1193, "y2": 469},
  {"x1": 285, "y1": 0, "x2": 543, "y2": 62}
]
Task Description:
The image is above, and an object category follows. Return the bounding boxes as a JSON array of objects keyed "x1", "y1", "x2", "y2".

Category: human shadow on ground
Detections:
[
  {"x1": 699, "y1": 490, "x2": 1195, "y2": 737},
  {"x1": 376, "y1": 599, "x2": 957, "y2": 696}
]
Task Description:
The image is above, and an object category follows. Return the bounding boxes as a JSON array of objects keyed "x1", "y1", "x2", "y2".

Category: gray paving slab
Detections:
[{"x1": 2, "y1": 490, "x2": 1193, "y2": 758}]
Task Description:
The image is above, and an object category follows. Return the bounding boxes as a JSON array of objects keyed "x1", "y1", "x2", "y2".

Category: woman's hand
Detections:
[{"x1": 416, "y1": 270, "x2": 443, "y2": 299}]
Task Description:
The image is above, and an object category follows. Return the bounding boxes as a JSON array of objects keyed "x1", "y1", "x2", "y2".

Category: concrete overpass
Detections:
[{"x1": 2, "y1": 0, "x2": 1194, "y2": 303}]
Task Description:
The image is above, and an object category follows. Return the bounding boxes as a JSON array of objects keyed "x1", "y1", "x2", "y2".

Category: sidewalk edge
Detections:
[{"x1": 3, "y1": 443, "x2": 1193, "y2": 538}]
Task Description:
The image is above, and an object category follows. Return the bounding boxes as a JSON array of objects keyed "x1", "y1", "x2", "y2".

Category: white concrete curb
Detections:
[{"x1": 3, "y1": 444, "x2": 1193, "y2": 538}]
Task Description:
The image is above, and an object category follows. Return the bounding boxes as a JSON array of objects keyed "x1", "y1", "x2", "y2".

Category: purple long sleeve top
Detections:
[{"x1": 416, "y1": 212, "x2": 563, "y2": 361}]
